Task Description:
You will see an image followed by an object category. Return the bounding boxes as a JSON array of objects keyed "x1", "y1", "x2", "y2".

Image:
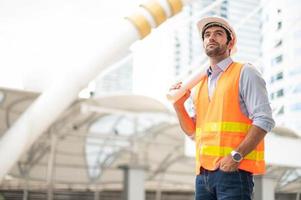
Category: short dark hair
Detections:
[{"x1": 202, "y1": 23, "x2": 232, "y2": 43}]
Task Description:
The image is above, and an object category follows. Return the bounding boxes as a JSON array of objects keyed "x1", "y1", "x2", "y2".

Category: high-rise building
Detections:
[
  {"x1": 173, "y1": 0, "x2": 262, "y2": 77},
  {"x1": 261, "y1": 0, "x2": 301, "y2": 134}
]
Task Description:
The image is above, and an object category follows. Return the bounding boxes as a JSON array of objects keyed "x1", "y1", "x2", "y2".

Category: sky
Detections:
[{"x1": 0, "y1": 0, "x2": 142, "y2": 91}]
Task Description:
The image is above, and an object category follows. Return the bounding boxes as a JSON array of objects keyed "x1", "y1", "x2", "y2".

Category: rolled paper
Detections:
[{"x1": 166, "y1": 68, "x2": 207, "y2": 103}]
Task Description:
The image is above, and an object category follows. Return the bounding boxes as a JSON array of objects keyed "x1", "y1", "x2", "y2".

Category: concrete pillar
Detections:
[
  {"x1": 23, "y1": 175, "x2": 29, "y2": 200},
  {"x1": 22, "y1": 190, "x2": 28, "y2": 200},
  {"x1": 94, "y1": 191, "x2": 100, "y2": 200},
  {"x1": 254, "y1": 175, "x2": 277, "y2": 200},
  {"x1": 47, "y1": 134, "x2": 57, "y2": 200},
  {"x1": 119, "y1": 165, "x2": 146, "y2": 200}
]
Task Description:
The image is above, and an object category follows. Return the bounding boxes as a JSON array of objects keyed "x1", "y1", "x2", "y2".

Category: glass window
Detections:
[
  {"x1": 221, "y1": 6, "x2": 227, "y2": 11},
  {"x1": 276, "y1": 72, "x2": 283, "y2": 80},
  {"x1": 221, "y1": 13, "x2": 227, "y2": 18},
  {"x1": 277, "y1": 106, "x2": 284, "y2": 115},
  {"x1": 271, "y1": 55, "x2": 283, "y2": 66},
  {"x1": 276, "y1": 89, "x2": 284, "y2": 97},
  {"x1": 270, "y1": 76, "x2": 274, "y2": 84},
  {"x1": 274, "y1": 39, "x2": 282, "y2": 48},
  {"x1": 270, "y1": 92, "x2": 274, "y2": 100},
  {"x1": 276, "y1": 21, "x2": 282, "y2": 31},
  {"x1": 270, "y1": 72, "x2": 283, "y2": 83}
]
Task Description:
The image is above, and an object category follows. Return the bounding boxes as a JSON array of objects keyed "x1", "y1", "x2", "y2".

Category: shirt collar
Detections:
[
  {"x1": 207, "y1": 57, "x2": 233, "y2": 77},
  {"x1": 217, "y1": 57, "x2": 233, "y2": 72}
]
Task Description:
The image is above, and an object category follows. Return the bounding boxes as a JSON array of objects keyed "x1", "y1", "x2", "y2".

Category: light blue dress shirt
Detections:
[{"x1": 194, "y1": 57, "x2": 275, "y2": 132}]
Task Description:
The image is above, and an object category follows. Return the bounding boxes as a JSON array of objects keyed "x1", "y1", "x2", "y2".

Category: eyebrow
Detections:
[{"x1": 204, "y1": 29, "x2": 225, "y2": 35}]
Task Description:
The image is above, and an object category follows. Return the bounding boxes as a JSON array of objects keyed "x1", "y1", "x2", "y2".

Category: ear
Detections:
[{"x1": 228, "y1": 39, "x2": 235, "y2": 50}]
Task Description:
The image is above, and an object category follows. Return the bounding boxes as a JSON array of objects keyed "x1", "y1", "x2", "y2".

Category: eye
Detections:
[{"x1": 204, "y1": 33, "x2": 210, "y2": 38}]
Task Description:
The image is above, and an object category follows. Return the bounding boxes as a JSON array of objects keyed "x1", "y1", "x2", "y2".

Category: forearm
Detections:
[
  {"x1": 237, "y1": 64, "x2": 273, "y2": 156},
  {"x1": 235, "y1": 125, "x2": 267, "y2": 157},
  {"x1": 218, "y1": 125, "x2": 267, "y2": 172},
  {"x1": 173, "y1": 104, "x2": 196, "y2": 136}
]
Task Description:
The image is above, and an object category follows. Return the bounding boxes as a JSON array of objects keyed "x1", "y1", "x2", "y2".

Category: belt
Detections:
[
  {"x1": 199, "y1": 167, "x2": 252, "y2": 175},
  {"x1": 199, "y1": 167, "x2": 217, "y2": 174}
]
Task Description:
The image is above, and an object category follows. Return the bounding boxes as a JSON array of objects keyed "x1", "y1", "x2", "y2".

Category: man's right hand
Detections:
[
  {"x1": 169, "y1": 82, "x2": 191, "y2": 107},
  {"x1": 169, "y1": 82, "x2": 195, "y2": 135}
]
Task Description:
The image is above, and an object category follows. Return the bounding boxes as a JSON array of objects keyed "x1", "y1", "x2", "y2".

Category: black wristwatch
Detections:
[{"x1": 231, "y1": 150, "x2": 243, "y2": 162}]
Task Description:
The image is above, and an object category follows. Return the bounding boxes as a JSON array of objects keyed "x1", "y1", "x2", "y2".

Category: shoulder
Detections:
[
  {"x1": 239, "y1": 63, "x2": 267, "y2": 89},
  {"x1": 241, "y1": 63, "x2": 262, "y2": 76}
]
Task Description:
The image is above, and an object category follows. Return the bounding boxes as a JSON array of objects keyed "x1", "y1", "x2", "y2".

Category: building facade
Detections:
[{"x1": 261, "y1": 0, "x2": 301, "y2": 135}]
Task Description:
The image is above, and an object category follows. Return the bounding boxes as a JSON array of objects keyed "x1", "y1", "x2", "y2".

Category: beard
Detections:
[{"x1": 205, "y1": 43, "x2": 228, "y2": 57}]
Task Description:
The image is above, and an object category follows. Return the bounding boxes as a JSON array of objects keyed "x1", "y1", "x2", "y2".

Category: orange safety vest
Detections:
[{"x1": 193, "y1": 62, "x2": 265, "y2": 175}]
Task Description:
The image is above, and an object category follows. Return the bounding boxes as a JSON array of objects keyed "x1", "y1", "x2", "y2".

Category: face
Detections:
[{"x1": 202, "y1": 26, "x2": 233, "y2": 57}]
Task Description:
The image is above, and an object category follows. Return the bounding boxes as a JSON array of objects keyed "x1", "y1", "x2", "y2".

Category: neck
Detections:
[{"x1": 209, "y1": 54, "x2": 229, "y2": 69}]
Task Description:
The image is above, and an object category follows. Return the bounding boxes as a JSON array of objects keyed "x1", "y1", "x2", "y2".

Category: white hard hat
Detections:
[{"x1": 197, "y1": 16, "x2": 237, "y2": 54}]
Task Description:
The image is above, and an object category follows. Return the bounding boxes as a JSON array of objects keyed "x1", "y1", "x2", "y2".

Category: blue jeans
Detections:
[{"x1": 195, "y1": 168, "x2": 254, "y2": 200}]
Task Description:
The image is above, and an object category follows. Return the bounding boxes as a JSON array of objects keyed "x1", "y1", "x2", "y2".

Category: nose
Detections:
[{"x1": 208, "y1": 34, "x2": 215, "y2": 41}]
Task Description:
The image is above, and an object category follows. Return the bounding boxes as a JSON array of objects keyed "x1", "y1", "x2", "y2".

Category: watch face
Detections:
[{"x1": 233, "y1": 153, "x2": 242, "y2": 161}]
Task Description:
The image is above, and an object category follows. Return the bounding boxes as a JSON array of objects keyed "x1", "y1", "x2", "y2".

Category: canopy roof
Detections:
[
  {"x1": 0, "y1": 87, "x2": 301, "y2": 193},
  {"x1": 0, "y1": 88, "x2": 194, "y2": 191}
]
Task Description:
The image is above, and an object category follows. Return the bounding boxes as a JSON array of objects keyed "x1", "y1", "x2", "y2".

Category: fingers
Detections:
[
  {"x1": 218, "y1": 156, "x2": 239, "y2": 172},
  {"x1": 169, "y1": 82, "x2": 182, "y2": 91},
  {"x1": 169, "y1": 82, "x2": 191, "y2": 96},
  {"x1": 220, "y1": 165, "x2": 238, "y2": 172},
  {"x1": 184, "y1": 89, "x2": 191, "y2": 96},
  {"x1": 169, "y1": 82, "x2": 191, "y2": 106}
]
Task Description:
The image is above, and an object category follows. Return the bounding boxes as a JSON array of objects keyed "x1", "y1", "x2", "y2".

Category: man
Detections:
[{"x1": 170, "y1": 16, "x2": 275, "y2": 199}]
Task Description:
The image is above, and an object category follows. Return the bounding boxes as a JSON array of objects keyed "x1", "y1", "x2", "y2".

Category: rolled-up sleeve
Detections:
[{"x1": 240, "y1": 64, "x2": 275, "y2": 132}]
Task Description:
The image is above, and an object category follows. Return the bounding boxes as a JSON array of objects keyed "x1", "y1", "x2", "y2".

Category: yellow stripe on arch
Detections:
[
  {"x1": 141, "y1": 1, "x2": 167, "y2": 26},
  {"x1": 166, "y1": 0, "x2": 183, "y2": 16},
  {"x1": 125, "y1": 13, "x2": 152, "y2": 39}
]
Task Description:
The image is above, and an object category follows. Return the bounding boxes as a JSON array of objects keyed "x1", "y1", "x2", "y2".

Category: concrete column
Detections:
[
  {"x1": 94, "y1": 191, "x2": 100, "y2": 200},
  {"x1": 254, "y1": 175, "x2": 277, "y2": 200},
  {"x1": 23, "y1": 175, "x2": 29, "y2": 200},
  {"x1": 22, "y1": 190, "x2": 28, "y2": 200},
  {"x1": 47, "y1": 134, "x2": 57, "y2": 200},
  {"x1": 119, "y1": 165, "x2": 146, "y2": 200}
]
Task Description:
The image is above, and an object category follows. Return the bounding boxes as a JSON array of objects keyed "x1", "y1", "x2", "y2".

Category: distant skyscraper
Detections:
[{"x1": 261, "y1": 0, "x2": 301, "y2": 134}]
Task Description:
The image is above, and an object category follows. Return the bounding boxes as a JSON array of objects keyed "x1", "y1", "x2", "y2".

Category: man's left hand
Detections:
[{"x1": 217, "y1": 155, "x2": 240, "y2": 172}]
